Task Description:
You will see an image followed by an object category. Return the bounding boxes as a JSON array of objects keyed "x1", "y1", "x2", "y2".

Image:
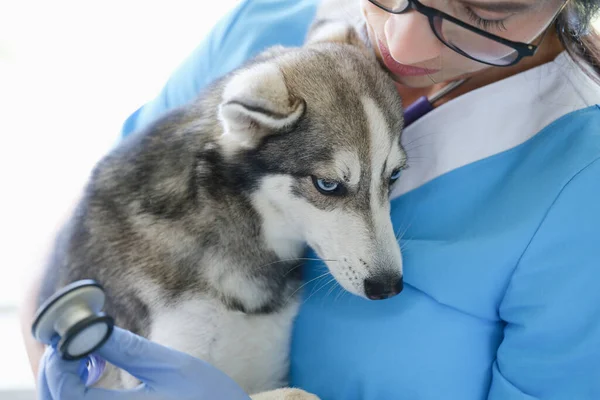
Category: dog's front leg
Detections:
[{"x1": 250, "y1": 388, "x2": 321, "y2": 400}]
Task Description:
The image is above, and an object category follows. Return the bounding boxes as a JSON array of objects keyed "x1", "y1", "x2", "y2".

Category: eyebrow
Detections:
[{"x1": 458, "y1": 0, "x2": 534, "y2": 13}]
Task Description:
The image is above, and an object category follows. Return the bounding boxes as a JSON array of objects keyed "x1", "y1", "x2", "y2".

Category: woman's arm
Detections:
[
  {"x1": 488, "y1": 156, "x2": 600, "y2": 399},
  {"x1": 18, "y1": 194, "x2": 81, "y2": 379},
  {"x1": 19, "y1": 267, "x2": 45, "y2": 378}
]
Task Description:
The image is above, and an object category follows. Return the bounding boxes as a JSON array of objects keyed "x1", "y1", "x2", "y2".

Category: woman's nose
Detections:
[{"x1": 384, "y1": 12, "x2": 444, "y2": 65}]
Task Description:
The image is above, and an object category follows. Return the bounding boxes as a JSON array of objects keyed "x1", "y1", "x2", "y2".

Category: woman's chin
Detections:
[
  {"x1": 390, "y1": 73, "x2": 447, "y2": 88},
  {"x1": 390, "y1": 75, "x2": 432, "y2": 88},
  {"x1": 390, "y1": 68, "x2": 479, "y2": 88}
]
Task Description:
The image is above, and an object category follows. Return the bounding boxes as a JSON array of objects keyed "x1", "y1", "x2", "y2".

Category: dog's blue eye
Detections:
[
  {"x1": 312, "y1": 176, "x2": 343, "y2": 195},
  {"x1": 390, "y1": 169, "x2": 402, "y2": 183},
  {"x1": 317, "y1": 179, "x2": 338, "y2": 191}
]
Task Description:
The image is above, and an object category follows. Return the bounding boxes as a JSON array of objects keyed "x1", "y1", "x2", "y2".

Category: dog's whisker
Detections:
[
  {"x1": 282, "y1": 258, "x2": 341, "y2": 277},
  {"x1": 307, "y1": 273, "x2": 334, "y2": 299},
  {"x1": 319, "y1": 278, "x2": 340, "y2": 307},
  {"x1": 406, "y1": 156, "x2": 432, "y2": 162},
  {"x1": 325, "y1": 278, "x2": 340, "y2": 298},
  {"x1": 303, "y1": 274, "x2": 336, "y2": 304},
  {"x1": 404, "y1": 142, "x2": 435, "y2": 153},
  {"x1": 395, "y1": 211, "x2": 416, "y2": 240},
  {"x1": 334, "y1": 285, "x2": 348, "y2": 302},
  {"x1": 394, "y1": 201, "x2": 419, "y2": 245},
  {"x1": 400, "y1": 234, "x2": 414, "y2": 248},
  {"x1": 321, "y1": 277, "x2": 337, "y2": 295},
  {"x1": 283, "y1": 263, "x2": 304, "y2": 277},
  {"x1": 315, "y1": 276, "x2": 337, "y2": 297},
  {"x1": 395, "y1": 222, "x2": 408, "y2": 241},
  {"x1": 395, "y1": 221, "x2": 413, "y2": 242},
  {"x1": 402, "y1": 130, "x2": 440, "y2": 148},
  {"x1": 400, "y1": 243, "x2": 413, "y2": 254},
  {"x1": 259, "y1": 257, "x2": 338, "y2": 269},
  {"x1": 286, "y1": 271, "x2": 331, "y2": 303}
]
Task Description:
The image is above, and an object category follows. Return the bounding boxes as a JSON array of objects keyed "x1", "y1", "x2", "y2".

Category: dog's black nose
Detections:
[{"x1": 364, "y1": 276, "x2": 403, "y2": 300}]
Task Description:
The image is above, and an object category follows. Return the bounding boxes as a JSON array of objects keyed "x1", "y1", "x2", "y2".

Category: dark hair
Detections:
[{"x1": 556, "y1": 0, "x2": 600, "y2": 81}]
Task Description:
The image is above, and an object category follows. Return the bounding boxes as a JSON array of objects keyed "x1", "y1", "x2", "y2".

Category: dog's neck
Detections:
[
  {"x1": 213, "y1": 184, "x2": 307, "y2": 314},
  {"x1": 191, "y1": 142, "x2": 308, "y2": 313},
  {"x1": 250, "y1": 189, "x2": 306, "y2": 261},
  {"x1": 202, "y1": 142, "x2": 307, "y2": 260}
]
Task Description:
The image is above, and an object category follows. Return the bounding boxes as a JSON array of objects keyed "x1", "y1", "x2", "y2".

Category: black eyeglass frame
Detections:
[{"x1": 367, "y1": 0, "x2": 568, "y2": 67}]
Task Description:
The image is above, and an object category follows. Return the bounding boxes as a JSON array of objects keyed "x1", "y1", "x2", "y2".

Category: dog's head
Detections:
[{"x1": 217, "y1": 41, "x2": 405, "y2": 300}]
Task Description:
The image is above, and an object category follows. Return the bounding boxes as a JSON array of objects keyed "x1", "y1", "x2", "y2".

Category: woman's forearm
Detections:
[{"x1": 19, "y1": 267, "x2": 45, "y2": 379}]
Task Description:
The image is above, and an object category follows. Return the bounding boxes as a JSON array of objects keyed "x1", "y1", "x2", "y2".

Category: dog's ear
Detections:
[{"x1": 218, "y1": 63, "x2": 305, "y2": 150}]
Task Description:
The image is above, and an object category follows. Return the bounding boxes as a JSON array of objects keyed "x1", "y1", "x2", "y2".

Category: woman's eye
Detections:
[
  {"x1": 312, "y1": 176, "x2": 344, "y2": 195},
  {"x1": 464, "y1": 7, "x2": 508, "y2": 31},
  {"x1": 390, "y1": 169, "x2": 402, "y2": 184}
]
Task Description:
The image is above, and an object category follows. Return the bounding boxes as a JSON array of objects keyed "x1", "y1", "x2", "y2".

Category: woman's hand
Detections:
[{"x1": 37, "y1": 326, "x2": 252, "y2": 399}]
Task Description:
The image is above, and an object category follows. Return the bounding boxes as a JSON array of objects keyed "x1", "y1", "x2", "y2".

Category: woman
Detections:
[{"x1": 22, "y1": 0, "x2": 600, "y2": 399}]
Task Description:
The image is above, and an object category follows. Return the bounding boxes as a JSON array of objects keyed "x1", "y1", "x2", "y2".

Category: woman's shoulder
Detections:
[
  {"x1": 121, "y1": 0, "x2": 321, "y2": 137},
  {"x1": 394, "y1": 50, "x2": 600, "y2": 197},
  {"x1": 529, "y1": 98, "x2": 599, "y2": 189},
  {"x1": 539, "y1": 103, "x2": 600, "y2": 162},
  {"x1": 532, "y1": 51, "x2": 600, "y2": 164},
  {"x1": 207, "y1": 0, "x2": 322, "y2": 68}
]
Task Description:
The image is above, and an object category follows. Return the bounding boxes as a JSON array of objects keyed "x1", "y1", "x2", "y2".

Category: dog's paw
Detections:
[{"x1": 250, "y1": 388, "x2": 320, "y2": 400}]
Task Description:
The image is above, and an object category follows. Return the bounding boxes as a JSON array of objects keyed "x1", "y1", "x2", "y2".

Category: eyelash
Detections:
[{"x1": 464, "y1": 7, "x2": 508, "y2": 32}]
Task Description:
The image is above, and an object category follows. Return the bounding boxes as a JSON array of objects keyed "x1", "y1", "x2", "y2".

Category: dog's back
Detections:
[{"x1": 40, "y1": 36, "x2": 405, "y2": 394}]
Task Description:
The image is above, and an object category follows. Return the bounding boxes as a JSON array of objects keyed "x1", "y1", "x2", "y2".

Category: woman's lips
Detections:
[{"x1": 378, "y1": 40, "x2": 440, "y2": 77}]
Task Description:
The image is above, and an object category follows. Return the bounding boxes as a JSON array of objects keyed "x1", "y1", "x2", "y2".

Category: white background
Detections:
[{"x1": 0, "y1": 0, "x2": 239, "y2": 394}]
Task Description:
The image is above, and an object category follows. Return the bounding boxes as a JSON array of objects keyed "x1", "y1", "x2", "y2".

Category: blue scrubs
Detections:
[{"x1": 121, "y1": 1, "x2": 600, "y2": 399}]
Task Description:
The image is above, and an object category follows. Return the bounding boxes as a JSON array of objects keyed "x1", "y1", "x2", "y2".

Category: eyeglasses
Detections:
[{"x1": 367, "y1": 0, "x2": 568, "y2": 67}]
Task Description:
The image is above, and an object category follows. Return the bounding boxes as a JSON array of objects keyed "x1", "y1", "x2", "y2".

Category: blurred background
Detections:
[
  {"x1": 0, "y1": 0, "x2": 239, "y2": 397},
  {"x1": 0, "y1": 1, "x2": 599, "y2": 398}
]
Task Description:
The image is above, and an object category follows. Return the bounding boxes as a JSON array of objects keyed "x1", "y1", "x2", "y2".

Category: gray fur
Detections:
[{"x1": 39, "y1": 39, "x2": 404, "y2": 391}]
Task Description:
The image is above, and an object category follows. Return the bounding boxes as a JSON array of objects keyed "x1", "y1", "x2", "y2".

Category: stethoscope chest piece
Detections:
[{"x1": 31, "y1": 280, "x2": 114, "y2": 360}]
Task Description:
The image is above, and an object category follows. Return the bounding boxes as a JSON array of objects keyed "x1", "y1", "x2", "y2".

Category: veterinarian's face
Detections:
[{"x1": 360, "y1": 0, "x2": 566, "y2": 86}]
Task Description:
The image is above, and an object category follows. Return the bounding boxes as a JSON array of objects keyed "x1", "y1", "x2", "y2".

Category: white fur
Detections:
[
  {"x1": 218, "y1": 63, "x2": 305, "y2": 151},
  {"x1": 303, "y1": 208, "x2": 376, "y2": 295},
  {"x1": 251, "y1": 175, "x2": 307, "y2": 260},
  {"x1": 221, "y1": 102, "x2": 304, "y2": 132},
  {"x1": 362, "y1": 96, "x2": 404, "y2": 275},
  {"x1": 202, "y1": 253, "x2": 285, "y2": 312},
  {"x1": 333, "y1": 150, "x2": 361, "y2": 186},
  {"x1": 222, "y1": 64, "x2": 289, "y2": 111},
  {"x1": 149, "y1": 296, "x2": 300, "y2": 395}
]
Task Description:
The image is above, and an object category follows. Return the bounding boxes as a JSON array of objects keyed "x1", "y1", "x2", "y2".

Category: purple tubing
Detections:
[
  {"x1": 79, "y1": 354, "x2": 106, "y2": 386},
  {"x1": 403, "y1": 96, "x2": 434, "y2": 127}
]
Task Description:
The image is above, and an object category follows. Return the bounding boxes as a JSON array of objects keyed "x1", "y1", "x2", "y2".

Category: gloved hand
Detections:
[{"x1": 37, "y1": 326, "x2": 252, "y2": 399}]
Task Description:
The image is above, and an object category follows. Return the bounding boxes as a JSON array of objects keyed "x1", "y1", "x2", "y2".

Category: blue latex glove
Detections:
[{"x1": 37, "y1": 326, "x2": 252, "y2": 399}]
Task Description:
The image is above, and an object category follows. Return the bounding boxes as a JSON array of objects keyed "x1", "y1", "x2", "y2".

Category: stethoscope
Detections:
[
  {"x1": 31, "y1": 280, "x2": 114, "y2": 386},
  {"x1": 402, "y1": 78, "x2": 468, "y2": 127}
]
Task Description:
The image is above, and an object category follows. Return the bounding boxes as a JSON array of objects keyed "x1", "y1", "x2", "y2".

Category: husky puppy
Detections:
[{"x1": 39, "y1": 23, "x2": 406, "y2": 399}]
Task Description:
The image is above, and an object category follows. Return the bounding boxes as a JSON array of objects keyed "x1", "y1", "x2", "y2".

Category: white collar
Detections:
[{"x1": 391, "y1": 51, "x2": 600, "y2": 198}]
